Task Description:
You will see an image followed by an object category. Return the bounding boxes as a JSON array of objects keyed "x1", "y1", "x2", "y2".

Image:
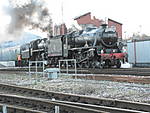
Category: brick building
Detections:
[
  {"x1": 74, "y1": 12, "x2": 122, "y2": 39},
  {"x1": 108, "y1": 18, "x2": 122, "y2": 39},
  {"x1": 53, "y1": 23, "x2": 67, "y2": 36},
  {"x1": 74, "y1": 12, "x2": 104, "y2": 29}
]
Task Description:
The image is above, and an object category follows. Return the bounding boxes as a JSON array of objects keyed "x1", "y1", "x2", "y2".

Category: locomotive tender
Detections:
[{"x1": 20, "y1": 24, "x2": 125, "y2": 68}]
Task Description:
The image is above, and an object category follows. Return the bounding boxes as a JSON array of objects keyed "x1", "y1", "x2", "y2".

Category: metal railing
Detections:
[
  {"x1": 58, "y1": 59, "x2": 77, "y2": 75},
  {"x1": 28, "y1": 61, "x2": 46, "y2": 83}
]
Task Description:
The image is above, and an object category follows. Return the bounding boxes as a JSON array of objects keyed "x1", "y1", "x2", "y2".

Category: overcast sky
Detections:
[{"x1": 0, "y1": 0, "x2": 150, "y2": 39}]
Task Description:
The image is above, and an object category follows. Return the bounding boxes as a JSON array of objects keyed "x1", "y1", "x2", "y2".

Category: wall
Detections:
[
  {"x1": 74, "y1": 12, "x2": 103, "y2": 28},
  {"x1": 108, "y1": 19, "x2": 122, "y2": 39}
]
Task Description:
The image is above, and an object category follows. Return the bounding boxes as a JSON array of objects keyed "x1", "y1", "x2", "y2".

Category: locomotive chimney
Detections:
[{"x1": 101, "y1": 24, "x2": 107, "y2": 29}]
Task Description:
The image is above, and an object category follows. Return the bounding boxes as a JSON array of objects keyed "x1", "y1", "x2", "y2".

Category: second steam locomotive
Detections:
[{"x1": 20, "y1": 24, "x2": 126, "y2": 68}]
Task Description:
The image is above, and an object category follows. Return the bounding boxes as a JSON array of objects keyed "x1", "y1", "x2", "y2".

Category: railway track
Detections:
[
  {"x1": 72, "y1": 75, "x2": 150, "y2": 84},
  {"x1": 0, "y1": 93, "x2": 149, "y2": 113},
  {"x1": 0, "y1": 103, "x2": 45, "y2": 113},
  {"x1": 0, "y1": 94, "x2": 105, "y2": 113},
  {"x1": 0, "y1": 83, "x2": 150, "y2": 112},
  {"x1": 1, "y1": 67, "x2": 150, "y2": 84},
  {"x1": 1, "y1": 67, "x2": 150, "y2": 76},
  {"x1": 88, "y1": 68, "x2": 150, "y2": 76}
]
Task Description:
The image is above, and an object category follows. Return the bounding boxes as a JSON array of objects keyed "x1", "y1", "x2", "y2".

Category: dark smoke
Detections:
[{"x1": 7, "y1": 0, "x2": 52, "y2": 34}]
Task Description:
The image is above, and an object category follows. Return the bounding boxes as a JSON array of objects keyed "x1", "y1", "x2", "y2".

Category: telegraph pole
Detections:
[{"x1": 61, "y1": 1, "x2": 64, "y2": 23}]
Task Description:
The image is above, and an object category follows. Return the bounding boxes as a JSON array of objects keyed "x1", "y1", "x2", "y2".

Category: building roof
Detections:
[
  {"x1": 108, "y1": 18, "x2": 122, "y2": 25},
  {"x1": 74, "y1": 12, "x2": 91, "y2": 20}
]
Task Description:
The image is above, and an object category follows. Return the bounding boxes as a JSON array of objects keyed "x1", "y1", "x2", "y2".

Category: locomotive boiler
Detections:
[{"x1": 68, "y1": 24, "x2": 118, "y2": 48}]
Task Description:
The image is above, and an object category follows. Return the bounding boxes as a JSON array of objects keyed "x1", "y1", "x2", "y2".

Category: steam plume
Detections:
[{"x1": 7, "y1": 0, "x2": 52, "y2": 34}]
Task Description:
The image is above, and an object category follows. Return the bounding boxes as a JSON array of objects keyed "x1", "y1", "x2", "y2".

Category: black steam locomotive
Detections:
[{"x1": 20, "y1": 24, "x2": 126, "y2": 68}]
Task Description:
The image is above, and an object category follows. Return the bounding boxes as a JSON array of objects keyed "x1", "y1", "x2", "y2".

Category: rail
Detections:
[
  {"x1": 0, "y1": 83, "x2": 150, "y2": 112},
  {"x1": 0, "y1": 103, "x2": 45, "y2": 113},
  {"x1": 0, "y1": 94, "x2": 106, "y2": 113},
  {"x1": 2, "y1": 67, "x2": 150, "y2": 76}
]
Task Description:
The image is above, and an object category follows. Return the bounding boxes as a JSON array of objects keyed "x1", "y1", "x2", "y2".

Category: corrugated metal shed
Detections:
[{"x1": 127, "y1": 40, "x2": 150, "y2": 66}]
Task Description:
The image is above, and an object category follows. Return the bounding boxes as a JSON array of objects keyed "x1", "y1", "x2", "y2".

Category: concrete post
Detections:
[
  {"x1": 2, "y1": 105, "x2": 7, "y2": 113},
  {"x1": 52, "y1": 98, "x2": 59, "y2": 113},
  {"x1": 55, "y1": 106, "x2": 59, "y2": 113}
]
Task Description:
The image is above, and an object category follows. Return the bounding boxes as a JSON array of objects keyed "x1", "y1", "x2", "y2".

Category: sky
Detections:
[
  {"x1": 0, "y1": 0, "x2": 150, "y2": 40},
  {"x1": 47, "y1": 0, "x2": 150, "y2": 38}
]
